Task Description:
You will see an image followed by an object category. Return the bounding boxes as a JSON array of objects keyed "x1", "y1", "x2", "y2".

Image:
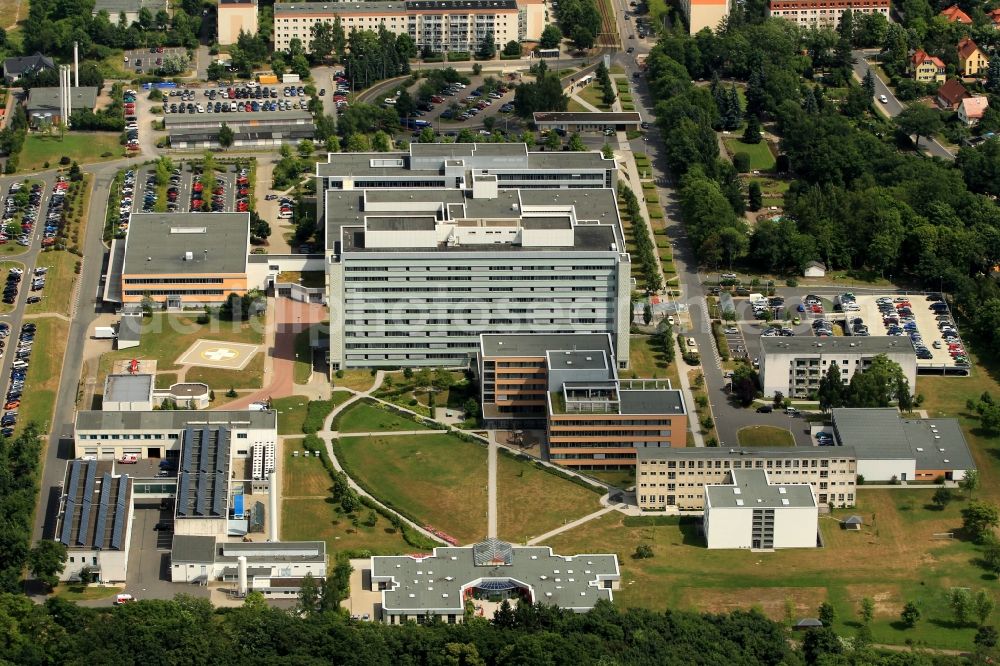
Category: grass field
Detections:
[
  {"x1": 0, "y1": 260, "x2": 24, "y2": 313},
  {"x1": 627, "y1": 334, "x2": 681, "y2": 388},
  {"x1": 723, "y1": 137, "x2": 776, "y2": 172},
  {"x1": 293, "y1": 328, "x2": 314, "y2": 384},
  {"x1": 97, "y1": 312, "x2": 264, "y2": 380},
  {"x1": 186, "y1": 354, "x2": 264, "y2": 390},
  {"x1": 19, "y1": 133, "x2": 123, "y2": 171},
  {"x1": 336, "y1": 400, "x2": 433, "y2": 434},
  {"x1": 53, "y1": 584, "x2": 122, "y2": 601},
  {"x1": 334, "y1": 369, "x2": 376, "y2": 392},
  {"x1": 586, "y1": 468, "x2": 635, "y2": 489},
  {"x1": 282, "y1": 438, "x2": 332, "y2": 497},
  {"x1": 578, "y1": 84, "x2": 611, "y2": 111},
  {"x1": 736, "y1": 425, "x2": 795, "y2": 447},
  {"x1": 15, "y1": 316, "x2": 68, "y2": 436},
  {"x1": 338, "y1": 432, "x2": 488, "y2": 545},
  {"x1": 497, "y1": 453, "x2": 603, "y2": 543},
  {"x1": 544, "y1": 487, "x2": 992, "y2": 649},
  {"x1": 24, "y1": 250, "x2": 76, "y2": 315},
  {"x1": 272, "y1": 396, "x2": 310, "y2": 435},
  {"x1": 154, "y1": 373, "x2": 178, "y2": 389}
]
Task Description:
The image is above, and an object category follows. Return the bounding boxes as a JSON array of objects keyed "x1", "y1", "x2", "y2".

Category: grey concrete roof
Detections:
[
  {"x1": 163, "y1": 109, "x2": 313, "y2": 127},
  {"x1": 76, "y1": 409, "x2": 277, "y2": 431},
  {"x1": 26, "y1": 87, "x2": 98, "y2": 113},
  {"x1": 547, "y1": 349, "x2": 609, "y2": 370},
  {"x1": 372, "y1": 539, "x2": 619, "y2": 615},
  {"x1": 93, "y1": 0, "x2": 165, "y2": 13},
  {"x1": 619, "y1": 389, "x2": 685, "y2": 415},
  {"x1": 121, "y1": 212, "x2": 249, "y2": 275},
  {"x1": 407, "y1": 0, "x2": 517, "y2": 9},
  {"x1": 831, "y1": 408, "x2": 911, "y2": 459},
  {"x1": 533, "y1": 112, "x2": 642, "y2": 123},
  {"x1": 481, "y1": 333, "x2": 614, "y2": 358},
  {"x1": 164, "y1": 382, "x2": 210, "y2": 397},
  {"x1": 705, "y1": 469, "x2": 816, "y2": 509},
  {"x1": 117, "y1": 314, "x2": 142, "y2": 343},
  {"x1": 832, "y1": 408, "x2": 976, "y2": 471},
  {"x1": 762, "y1": 336, "x2": 916, "y2": 355},
  {"x1": 104, "y1": 373, "x2": 153, "y2": 403},
  {"x1": 171, "y1": 535, "x2": 217, "y2": 563},
  {"x1": 635, "y1": 446, "x2": 858, "y2": 460},
  {"x1": 275, "y1": 2, "x2": 408, "y2": 14},
  {"x1": 217, "y1": 541, "x2": 326, "y2": 563},
  {"x1": 58, "y1": 460, "x2": 133, "y2": 551}
]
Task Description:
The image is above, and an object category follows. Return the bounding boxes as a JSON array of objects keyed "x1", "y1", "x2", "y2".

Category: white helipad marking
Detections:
[{"x1": 202, "y1": 347, "x2": 238, "y2": 361}]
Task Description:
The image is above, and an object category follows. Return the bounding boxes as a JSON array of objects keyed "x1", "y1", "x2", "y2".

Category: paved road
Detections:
[
  {"x1": 607, "y1": 0, "x2": 815, "y2": 448},
  {"x1": 34, "y1": 159, "x2": 133, "y2": 542},
  {"x1": 851, "y1": 52, "x2": 955, "y2": 161}
]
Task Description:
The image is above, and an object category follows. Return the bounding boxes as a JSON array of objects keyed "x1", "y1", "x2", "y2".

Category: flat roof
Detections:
[
  {"x1": 176, "y1": 425, "x2": 231, "y2": 519},
  {"x1": 27, "y1": 86, "x2": 97, "y2": 113},
  {"x1": 761, "y1": 336, "x2": 916, "y2": 356},
  {"x1": 533, "y1": 112, "x2": 642, "y2": 123},
  {"x1": 706, "y1": 469, "x2": 816, "y2": 509},
  {"x1": 103, "y1": 373, "x2": 153, "y2": 403},
  {"x1": 217, "y1": 541, "x2": 326, "y2": 563},
  {"x1": 93, "y1": 0, "x2": 165, "y2": 13},
  {"x1": 275, "y1": 1, "x2": 408, "y2": 13},
  {"x1": 481, "y1": 333, "x2": 614, "y2": 358},
  {"x1": 619, "y1": 389, "x2": 685, "y2": 415},
  {"x1": 58, "y1": 460, "x2": 133, "y2": 551},
  {"x1": 832, "y1": 408, "x2": 976, "y2": 471},
  {"x1": 636, "y1": 446, "x2": 858, "y2": 460},
  {"x1": 117, "y1": 314, "x2": 141, "y2": 343},
  {"x1": 170, "y1": 534, "x2": 217, "y2": 563},
  {"x1": 372, "y1": 538, "x2": 619, "y2": 614},
  {"x1": 163, "y1": 109, "x2": 313, "y2": 127},
  {"x1": 547, "y1": 349, "x2": 609, "y2": 370},
  {"x1": 76, "y1": 409, "x2": 277, "y2": 431},
  {"x1": 121, "y1": 212, "x2": 249, "y2": 276}
]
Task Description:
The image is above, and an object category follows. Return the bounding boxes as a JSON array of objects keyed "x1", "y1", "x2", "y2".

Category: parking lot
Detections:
[
  {"x1": 161, "y1": 83, "x2": 314, "y2": 117},
  {"x1": 381, "y1": 74, "x2": 523, "y2": 138},
  {"x1": 129, "y1": 162, "x2": 245, "y2": 214},
  {"x1": 122, "y1": 47, "x2": 189, "y2": 75}
]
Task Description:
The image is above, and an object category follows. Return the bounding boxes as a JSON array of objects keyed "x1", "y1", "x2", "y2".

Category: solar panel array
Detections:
[
  {"x1": 177, "y1": 426, "x2": 231, "y2": 518},
  {"x1": 91, "y1": 472, "x2": 113, "y2": 549},
  {"x1": 59, "y1": 461, "x2": 83, "y2": 546},
  {"x1": 76, "y1": 464, "x2": 98, "y2": 546},
  {"x1": 110, "y1": 475, "x2": 128, "y2": 549},
  {"x1": 58, "y1": 461, "x2": 133, "y2": 551}
]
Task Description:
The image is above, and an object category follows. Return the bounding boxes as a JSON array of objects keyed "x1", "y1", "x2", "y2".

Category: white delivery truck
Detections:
[{"x1": 93, "y1": 326, "x2": 116, "y2": 339}]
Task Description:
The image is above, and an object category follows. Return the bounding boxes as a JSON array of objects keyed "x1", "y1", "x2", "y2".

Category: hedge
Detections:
[{"x1": 447, "y1": 52, "x2": 470, "y2": 62}]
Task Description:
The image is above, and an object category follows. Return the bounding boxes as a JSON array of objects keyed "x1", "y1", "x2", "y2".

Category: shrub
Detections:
[{"x1": 732, "y1": 152, "x2": 751, "y2": 173}]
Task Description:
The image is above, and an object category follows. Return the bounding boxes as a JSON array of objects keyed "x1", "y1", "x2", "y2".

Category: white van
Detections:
[{"x1": 114, "y1": 593, "x2": 134, "y2": 605}]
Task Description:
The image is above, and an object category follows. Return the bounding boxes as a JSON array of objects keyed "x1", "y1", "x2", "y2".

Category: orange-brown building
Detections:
[
  {"x1": 479, "y1": 334, "x2": 686, "y2": 470},
  {"x1": 118, "y1": 213, "x2": 250, "y2": 308}
]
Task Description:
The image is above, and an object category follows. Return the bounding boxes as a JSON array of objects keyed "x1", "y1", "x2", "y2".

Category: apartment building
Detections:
[
  {"x1": 704, "y1": 469, "x2": 818, "y2": 550},
  {"x1": 680, "y1": 0, "x2": 729, "y2": 33},
  {"x1": 636, "y1": 446, "x2": 858, "y2": 511},
  {"x1": 478, "y1": 333, "x2": 686, "y2": 468},
  {"x1": 273, "y1": 0, "x2": 543, "y2": 53},
  {"x1": 218, "y1": 0, "x2": 259, "y2": 45},
  {"x1": 759, "y1": 336, "x2": 917, "y2": 400},
  {"x1": 322, "y1": 145, "x2": 631, "y2": 370},
  {"x1": 766, "y1": 0, "x2": 889, "y2": 28}
]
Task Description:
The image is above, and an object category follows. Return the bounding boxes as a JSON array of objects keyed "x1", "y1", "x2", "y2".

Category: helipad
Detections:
[{"x1": 176, "y1": 340, "x2": 260, "y2": 370}]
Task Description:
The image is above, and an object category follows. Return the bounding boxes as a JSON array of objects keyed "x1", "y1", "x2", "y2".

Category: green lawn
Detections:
[
  {"x1": 97, "y1": 312, "x2": 264, "y2": 380},
  {"x1": 627, "y1": 334, "x2": 681, "y2": 388},
  {"x1": 333, "y1": 369, "x2": 376, "y2": 392},
  {"x1": 544, "y1": 488, "x2": 992, "y2": 650},
  {"x1": 723, "y1": 137, "x2": 776, "y2": 172},
  {"x1": 18, "y1": 133, "x2": 123, "y2": 171},
  {"x1": 293, "y1": 327, "x2": 320, "y2": 384},
  {"x1": 15, "y1": 317, "x2": 68, "y2": 436},
  {"x1": 578, "y1": 84, "x2": 611, "y2": 111},
  {"x1": 24, "y1": 251, "x2": 77, "y2": 316},
  {"x1": 736, "y1": 425, "x2": 795, "y2": 447},
  {"x1": 53, "y1": 584, "x2": 122, "y2": 601},
  {"x1": 186, "y1": 354, "x2": 264, "y2": 391},
  {"x1": 335, "y1": 400, "x2": 433, "y2": 434},
  {"x1": 497, "y1": 452, "x2": 603, "y2": 543},
  {"x1": 272, "y1": 396, "x2": 310, "y2": 435},
  {"x1": 586, "y1": 468, "x2": 635, "y2": 489},
  {"x1": 337, "y1": 432, "x2": 488, "y2": 545},
  {"x1": 282, "y1": 497, "x2": 416, "y2": 556},
  {"x1": 282, "y1": 438, "x2": 331, "y2": 497},
  {"x1": 154, "y1": 373, "x2": 178, "y2": 389}
]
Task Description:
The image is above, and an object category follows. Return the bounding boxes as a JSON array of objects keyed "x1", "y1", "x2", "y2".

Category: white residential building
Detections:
[
  {"x1": 759, "y1": 336, "x2": 917, "y2": 399},
  {"x1": 704, "y1": 469, "x2": 818, "y2": 550}
]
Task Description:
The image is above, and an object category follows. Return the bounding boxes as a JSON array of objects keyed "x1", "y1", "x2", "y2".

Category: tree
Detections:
[
  {"x1": 896, "y1": 104, "x2": 943, "y2": 149},
  {"x1": 818, "y1": 601, "x2": 836, "y2": 627},
  {"x1": 540, "y1": 25, "x2": 562, "y2": 50},
  {"x1": 964, "y1": 501, "x2": 1000, "y2": 543},
  {"x1": 310, "y1": 20, "x2": 337, "y2": 60},
  {"x1": 432, "y1": 367, "x2": 454, "y2": 391},
  {"x1": 932, "y1": 487, "x2": 953, "y2": 510},
  {"x1": 28, "y1": 540, "x2": 67, "y2": 590},
  {"x1": 901, "y1": 601, "x2": 920, "y2": 628},
  {"x1": 860, "y1": 597, "x2": 874, "y2": 625},
  {"x1": 571, "y1": 27, "x2": 594, "y2": 51},
  {"x1": 503, "y1": 40, "x2": 521, "y2": 57},
  {"x1": 732, "y1": 152, "x2": 751, "y2": 173},
  {"x1": 861, "y1": 69, "x2": 875, "y2": 102},
  {"x1": 984, "y1": 539, "x2": 1000, "y2": 576},
  {"x1": 802, "y1": 627, "x2": 842, "y2": 664},
  {"x1": 951, "y1": 588, "x2": 974, "y2": 626},
  {"x1": 642, "y1": 303, "x2": 652, "y2": 325},
  {"x1": 218, "y1": 123, "x2": 234, "y2": 148},
  {"x1": 817, "y1": 363, "x2": 845, "y2": 411},
  {"x1": 320, "y1": 556, "x2": 352, "y2": 612},
  {"x1": 633, "y1": 544, "x2": 654, "y2": 559},
  {"x1": 976, "y1": 589, "x2": 995, "y2": 626},
  {"x1": 843, "y1": 354, "x2": 910, "y2": 408},
  {"x1": 742, "y1": 114, "x2": 762, "y2": 144},
  {"x1": 477, "y1": 35, "x2": 496, "y2": 59},
  {"x1": 545, "y1": 130, "x2": 561, "y2": 151},
  {"x1": 976, "y1": 625, "x2": 999, "y2": 650},
  {"x1": 962, "y1": 469, "x2": 981, "y2": 498},
  {"x1": 748, "y1": 181, "x2": 763, "y2": 212},
  {"x1": 731, "y1": 364, "x2": 759, "y2": 407},
  {"x1": 568, "y1": 133, "x2": 585, "y2": 151},
  {"x1": 297, "y1": 573, "x2": 320, "y2": 616}
]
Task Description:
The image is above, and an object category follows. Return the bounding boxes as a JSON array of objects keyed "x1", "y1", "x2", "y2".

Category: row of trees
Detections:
[
  {"x1": 552, "y1": 0, "x2": 601, "y2": 51},
  {"x1": 617, "y1": 182, "x2": 663, "y2": 294},
  {"x1": 0, "y1": 424, "x2": 44, "y2": 592},
  {"x1": 513, "y1": 60, "x2": 568, "y2": 118},
  {"x1": 816, "y1": 355, "x2": 914, "y2": 411}
]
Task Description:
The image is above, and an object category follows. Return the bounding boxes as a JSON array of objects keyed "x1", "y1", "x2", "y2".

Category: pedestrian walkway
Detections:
[
  {"x1": 526, "y1": 504, "x2": 624, "y2": 545},
  {"x1": 487, "y1": 432, "x2": 498, "y2": 538}
]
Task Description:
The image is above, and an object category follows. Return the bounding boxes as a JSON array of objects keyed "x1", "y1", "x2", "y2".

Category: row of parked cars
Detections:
[
  {"x1": 124, "y1": 90, "x2": 138, "y2": 153},
  {"x1": 333, "y1": 72, "x2": 351, "y2": 110},
  {"x1": 1, "y1": 181, "x2": 38, "y2": 248},
  {"x1": 40, "y1": 178, "x2": 68, "y2": 250},
  {"x1": 1, "y1": 322, "x2": 38, "y2": 436},
  {"x1": 116, "y1": 170, "x2": 137, "y2": 233}
]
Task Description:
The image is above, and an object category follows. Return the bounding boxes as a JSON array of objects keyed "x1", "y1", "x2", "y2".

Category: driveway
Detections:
[{"x1": 851, "y1": 52, "x2": 955, "y2": 161}]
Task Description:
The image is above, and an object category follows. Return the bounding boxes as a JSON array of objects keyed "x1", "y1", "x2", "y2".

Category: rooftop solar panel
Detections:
[
  {"x1": 92, "y1": 474, "x2": 113, "y2": 549},
  {"x1": 195, "y1": 472, "x2": 207, "y2": 515},
  {"x1": 177, "y1": 471, "x2": 190, "y2": 516},
  {"x1": 59, "y1": 499, "x2": 76, "y2": 545},
  {"x1": 198, "y1": 427, "x2": 210, "y2": 472},
  {"x1": 66, "y1": 460, "x2": 81, "y2": 501},
  {"x1": 181, "y1": 428, "x2": 193, "y2": 471},
  {"x1": 212, "y1": 471, "x2": 225, "y2": 516},
  {"x1": 83, "y1": 462, "x2": 97, "y2": 501},
  {"x1": 110, "y1": 476, "x2": 128, "y2": 550}
]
